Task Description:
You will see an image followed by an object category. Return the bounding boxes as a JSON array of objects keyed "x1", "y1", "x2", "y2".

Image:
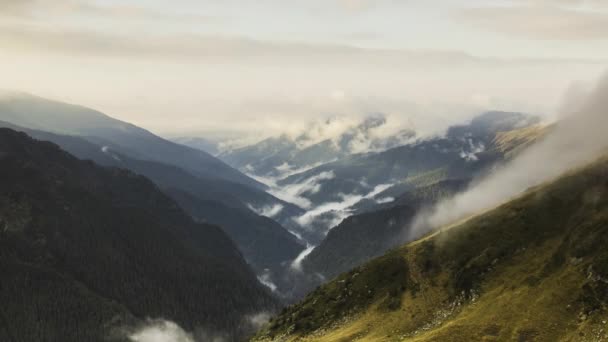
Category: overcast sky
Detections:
[{"x1": 0, "y1": 0, "x2": 606, "y2": 139}]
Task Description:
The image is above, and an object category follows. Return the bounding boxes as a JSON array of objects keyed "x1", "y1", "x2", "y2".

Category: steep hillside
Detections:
[
  {"x1": 253, "y1": 155, "x2": 608, "y2": 341},
  {"x1": 167, "y1": 188, "x2": 304, "y2": 274},
  {"x1": 303, "y1": 180, "x2": 468, "y2": 282},
  {"x1": 0, "y1": 128, "x2": 277, "y2": 341},
  {"x1": 0, "y1": 122, "x2": 305, "y2": 290}
]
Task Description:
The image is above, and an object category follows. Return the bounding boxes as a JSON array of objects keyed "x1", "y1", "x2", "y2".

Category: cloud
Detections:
[
  {"x1": 294, "y1": 183, "x2": 393, "y2": 230},
  {"x1": 248, "y1": 203, "x2": 284, "y2": 218},
  {"x1": 267, "y1": 171, "x2": 336, "y2": 209},
  {"x1": 129, "y1": 320, "x2": 194, "y2": 342},
  {"x1": 256, "y1": 270, "x2": 278, "y2": 292},
  {"x1": 334, "y1": 0, "x2": 379, "y2": 12},
  {"x1": 0, "y1": 1, "x2": 604, "y2": 139},
  {"x1": 459, "y1": 139, "x2": 486, "y2": 162},
  {"x1": 246, "y1": 312, "x2": 272, "y2": 331},
  {"x1": 376, "y1": 196, "x2": 394, "y2": 204},
  {"x1": 0, "y1": 0, "x2": 216, "y2": 23},
  {"x1": 410, "y1": 71, "x2": 608, "y2": 239},
  {"x1": 456, "y1": 3, "x2": 608, "y2": 40},
  {"x1": 291, "y1": 245, "x2": 316, "y2": 271},
  {"x1": 2, "y1": 20, "x2": 606, "y2": 65}
]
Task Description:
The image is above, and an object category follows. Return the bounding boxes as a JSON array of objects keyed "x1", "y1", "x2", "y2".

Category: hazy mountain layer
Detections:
[
  {"x1": 0, "y1": 94, "x2": 309, "y2": 242},
  {"x1": 172, "y1": 136, "x2": 221, "y2": 155},
  {"x1": 0, "y1": 128, "x2": 276, "y2": 342},
  {"x1": 0, "y1": 93, "x2": 264, "y2": 189},
  {"x1": 219, "y1": 115, "x2": 416, "y2": 180},
  {"x1": 253, "y1": 155, "x2": 608, "y2": 341}
]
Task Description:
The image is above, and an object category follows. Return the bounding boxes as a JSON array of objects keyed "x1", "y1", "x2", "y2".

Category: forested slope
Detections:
[{"x1": 0, "y1": 128, "x2": 276, "y2": 341}]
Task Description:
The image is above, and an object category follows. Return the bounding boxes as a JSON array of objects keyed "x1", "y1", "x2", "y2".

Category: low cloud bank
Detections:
[
  {"x1": 295, "y1": 183, "x2": 393, "y2": 230},
  {"x1": 410, "y1": 73, "x2": 608, "y2": 239},
  {"x1": 126, "y1": 314, "x2": 271, "y2": 342},
  {"x1": 267, "y1": 171, "x2": 336, "y2": 209},
  {"x1": 129, "y1": 320, "x2": 194, "y2": 342},
  {"x1": 248, "y1": 203, "x2": 284, "y2": 219}
]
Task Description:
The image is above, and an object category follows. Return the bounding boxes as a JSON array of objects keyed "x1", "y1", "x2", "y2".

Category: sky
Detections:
[{"x1": 0, "y1": 0, "x2": 606, "y2": 140}]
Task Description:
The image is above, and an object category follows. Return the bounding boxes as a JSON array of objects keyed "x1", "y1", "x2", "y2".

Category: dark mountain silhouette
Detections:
[{"x1": 0, "y1": 128, "x2": 278, "y2": 341}]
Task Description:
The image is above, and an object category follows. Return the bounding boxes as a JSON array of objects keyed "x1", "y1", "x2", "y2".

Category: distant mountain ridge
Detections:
[
  {"x1": 0, "y1": 93, "x2": 264, "y2": 189},
  {"x1": 172, "y1": 136, "x2": 220, "y2": 155},
  {"x1": 267, "y1": 111, "x2": 541, "y2": 242},
  {"x1": 219, "y1": 114, "x2": 416, "y2": 180}
]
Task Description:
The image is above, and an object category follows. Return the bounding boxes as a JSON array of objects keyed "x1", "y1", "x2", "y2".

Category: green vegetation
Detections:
[
  {"x1": 492, "y1": 124, "x2": 550, "y2": 159},
  {"x1": 253, "y1": 155, "x2": 608, "y2": 341}
]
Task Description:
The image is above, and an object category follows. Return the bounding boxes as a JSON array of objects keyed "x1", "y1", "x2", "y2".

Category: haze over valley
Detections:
[{"x1": 1, "y1": 1, "x2": 608, "y2": 341}]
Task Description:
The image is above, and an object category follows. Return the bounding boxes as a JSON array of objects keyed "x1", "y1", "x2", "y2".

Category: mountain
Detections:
[
  {"x1": 219, "y1": 114, "x2": 416, "y2": 180},
  {"x1": 0, "y1": 128, "x2": 277, "y2": 342},
  {"x1": 289, "y1": 123, "x2": 548, "y2": 298},
  {"x1": 0, "y1": 92, "x2": 264, "y2": 189},
  {"x1": 271, "y1": 112, "x2": 540, "y2": 240},
  {"x1": 0, "y1": 121, "x2": 306, "y2": 289},
  {"x1": 253, "y1": 155, "x2": 608, "y2": 341},
  {"x1": 172, "y1": 136, "x2": 220, "y2": 155},
  {"x1": 302, "y1": 179, "x2": 468, "y2": 282},
  {"x1": 279, "y1": 112, "x2": 537, "y2": 204}
]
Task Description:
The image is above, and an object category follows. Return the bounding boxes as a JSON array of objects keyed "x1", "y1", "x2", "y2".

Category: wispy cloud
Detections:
[
  {"x1": 291, "y1": 245, "x2": 316, "y2": 271},
  {"x1": 456, "y1": 2, "x2": 608, "y2": 41},
  {"x1": 129, "y1": 320, "x2": 194, "y2": 342},
  {"x1": 267, "y1": 171, "x2": 336, "y2": 209},
  {"x1": 247, "y1": 203, "x2": 284, "y2": 218},
  {"x1": 0, "y1": 0, "x2": 604, "y2": 137},
  {"x1": 0, "y1": 0, "x2": 217, "y2": 23},
  {"x1": 295, "y1": 183, "x2": 393, "y2": 231}
]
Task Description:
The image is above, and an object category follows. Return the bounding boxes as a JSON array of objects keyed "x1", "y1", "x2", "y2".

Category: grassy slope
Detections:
[{"x1": 253, "y1": 156, "x2": 608, "y2": 342}]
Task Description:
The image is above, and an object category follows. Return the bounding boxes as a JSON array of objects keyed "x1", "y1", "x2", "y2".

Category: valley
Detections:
[{"x1": 1, "y1": 3, "x2": 607, "y2": 340}]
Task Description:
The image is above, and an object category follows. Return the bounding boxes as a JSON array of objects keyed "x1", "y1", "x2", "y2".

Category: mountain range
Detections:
[
  {"x1": 0, "y1": 93, "x2": 262, "y2": 189},
  {"x1": 245, "y1": 112, "x2": 541, "y2": 244},
  {"x1": 3, "y1": 90, "x2": 602, "y2": 342},
  {"x1": 219, "y1": 114, "x2": 417, "y2": 181},
  {"x1": 0, "y1": 94, "x2": 307, "y2": 297}
]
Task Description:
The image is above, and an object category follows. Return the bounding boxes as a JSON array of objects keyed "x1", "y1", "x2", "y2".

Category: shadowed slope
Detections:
[{"x1": 0, "y1": 128, "x2": 276, "y2": 341}]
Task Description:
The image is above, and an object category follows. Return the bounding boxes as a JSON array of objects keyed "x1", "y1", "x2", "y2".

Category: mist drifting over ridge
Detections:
[{"x1": 410, "y1": 72, "x2": 608, "y2": 239}]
